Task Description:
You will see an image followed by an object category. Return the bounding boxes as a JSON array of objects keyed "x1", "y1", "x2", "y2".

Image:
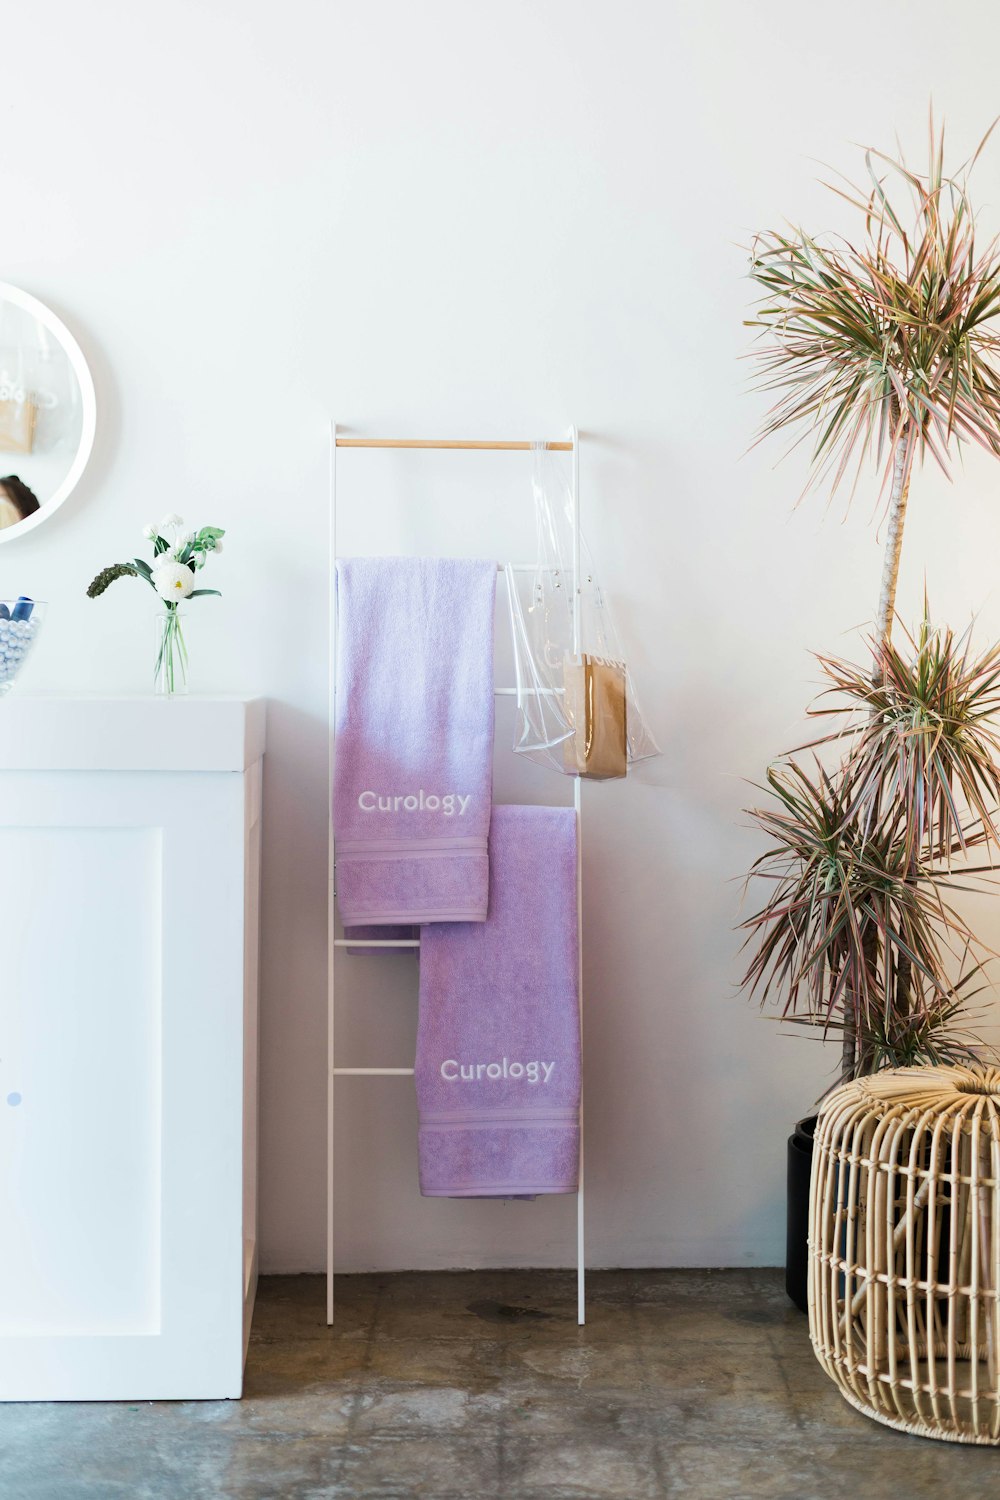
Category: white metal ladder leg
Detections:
[{"x1": 570, "y1": 425, "x2": 585, "y2": 1327}]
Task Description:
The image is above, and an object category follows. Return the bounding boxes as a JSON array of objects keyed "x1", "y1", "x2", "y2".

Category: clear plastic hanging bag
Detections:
[{"x1": 504, "y1": 443, "x2": 660, "y2": 778}]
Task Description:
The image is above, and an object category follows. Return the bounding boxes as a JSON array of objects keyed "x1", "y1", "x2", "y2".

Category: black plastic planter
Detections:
[{"x1": 786, "y1": 1114, "x2": 817, "y2": 1313}]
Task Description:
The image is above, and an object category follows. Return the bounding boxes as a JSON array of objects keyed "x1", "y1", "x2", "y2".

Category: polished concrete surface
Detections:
[{"x1": 1, "y1": 1269, "x2": 997, "y2": 1498}]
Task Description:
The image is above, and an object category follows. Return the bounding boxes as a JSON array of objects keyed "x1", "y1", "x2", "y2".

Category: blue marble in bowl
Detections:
[{"x1": 0, "y1": 598, "x2": 44, "y2": 695}]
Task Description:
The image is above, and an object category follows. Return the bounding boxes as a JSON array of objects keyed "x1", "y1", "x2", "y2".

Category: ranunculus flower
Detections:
[{"x1": 153, "y1": 561, "x2": 195, "y2": 600}]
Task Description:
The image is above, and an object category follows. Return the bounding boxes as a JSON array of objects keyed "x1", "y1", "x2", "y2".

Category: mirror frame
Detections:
[{"x1": 0, "y1": 282, "x2": 97, "y2": 544}]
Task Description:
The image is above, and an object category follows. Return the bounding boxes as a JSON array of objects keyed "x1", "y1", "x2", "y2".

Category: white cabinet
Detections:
[{"x1": 0, "y1": 696, "x2": 265, "y2": 1400}]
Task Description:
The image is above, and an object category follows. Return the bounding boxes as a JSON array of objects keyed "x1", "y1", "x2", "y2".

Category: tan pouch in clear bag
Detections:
[
  {"x1": 563, "y1": 653, "x2": 627, "y2": 780},
  {"x1": 0, "y1": 397, "x2": 36, "y2": 455}
]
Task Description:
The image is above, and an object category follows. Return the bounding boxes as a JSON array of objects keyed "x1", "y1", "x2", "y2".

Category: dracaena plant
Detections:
[
  {"x1": 748, "y1": 117, "x2": 1000, "y2": 644},
  {"x1": 741, "y1": 119, "x2": 1000, "y2": 1080},
  {"x1": 742, "y1": 613, "x2": 999, "y2": 1077}
]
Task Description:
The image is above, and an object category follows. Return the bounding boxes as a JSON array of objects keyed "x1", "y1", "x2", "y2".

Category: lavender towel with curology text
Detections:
[
  {"x1": 415, "y1": 805, "x2": 580, "y2": 1197},
  {"x1": 334, "y1": 557, "x2": 496, "y2": 926}
]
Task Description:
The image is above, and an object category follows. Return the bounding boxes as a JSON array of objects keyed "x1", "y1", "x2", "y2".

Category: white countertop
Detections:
[{"x1": 0, "y1": 695, "x2": 267, "y2": 771}]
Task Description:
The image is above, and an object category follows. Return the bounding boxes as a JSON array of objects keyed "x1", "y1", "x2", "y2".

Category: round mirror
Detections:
[{"x1": 0, "y1": 283, "x2": 96, "y2": 542}]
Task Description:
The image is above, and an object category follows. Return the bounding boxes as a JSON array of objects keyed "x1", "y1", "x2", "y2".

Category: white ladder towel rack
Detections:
[{"x1": 327, "y1": 423, "x2": 585, "y2": 1325}]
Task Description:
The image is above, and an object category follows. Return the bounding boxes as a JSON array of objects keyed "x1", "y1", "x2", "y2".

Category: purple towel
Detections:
[
  {"x1": 334, "y1": 558, "x2": 496, "y2": 926},
  {"x1": 415, "y1": 805, "x2": 580, "y2": 1197}
]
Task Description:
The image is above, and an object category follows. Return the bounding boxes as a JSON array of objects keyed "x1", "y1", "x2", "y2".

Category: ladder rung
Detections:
[
  {"x1": 332, "y1": 938, "x2": 420, "y2": 948},
  {"x1": 333, "y1": 1067, "x2": 415, "y2": 1076}
]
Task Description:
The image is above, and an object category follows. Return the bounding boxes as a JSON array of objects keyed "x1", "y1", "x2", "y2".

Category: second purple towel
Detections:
[
  {"x1": 415, "y1": 804, "x2": 580, "y2": 1197},
  {"x1": 334, "y1": 557, "x2": 496, "y2": 926}
]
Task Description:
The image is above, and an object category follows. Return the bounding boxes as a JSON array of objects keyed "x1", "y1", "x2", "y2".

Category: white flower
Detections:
[
  {"x1": 159, "y1": 513, "x2": 184, "y2": 534},
  {"x1": 153, "y1": 561, "x2": 195, "y2": 600},
  {"x1": 153, "y1": 546, "x2": 177, "y2": 564},
  {"x1": 142, "y1": 523, "x2": 158, "y2": 540},
  {"x1": 211, "y1": 538, "x2": 223, "y2": 554}
]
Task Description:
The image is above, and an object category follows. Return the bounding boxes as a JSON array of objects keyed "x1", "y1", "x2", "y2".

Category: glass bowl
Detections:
[{"x1": 0, "y1": 599, "x2": 45, "y2": 696}]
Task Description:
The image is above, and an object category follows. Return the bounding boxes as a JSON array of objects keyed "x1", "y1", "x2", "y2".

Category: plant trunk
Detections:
[
  {"x1": 894, "y1": 850, "x2": 918, "y2": 1036},
  {"x1": 841, "y1": 925, "x2": 881, "y2": 1083},
  {"x1": 841, "y1": 1013, "x2": 857, "y2": 1083},
  {"x1": 875, "y1": 419, "x2": 911, "y2": 648},
  {"x1": 842, "y1": 412, "x2": 911, "y2": 1083}
]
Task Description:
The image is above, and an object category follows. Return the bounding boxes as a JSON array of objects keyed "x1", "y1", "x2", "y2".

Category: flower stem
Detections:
[{"x1": 154, "y1": 606, "x2": 188, "y2": 695}]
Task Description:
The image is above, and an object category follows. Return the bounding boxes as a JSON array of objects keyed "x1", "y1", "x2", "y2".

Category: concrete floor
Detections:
[{"x1": 1, "y1": 1270, "x2": 998, "y2": 1498}]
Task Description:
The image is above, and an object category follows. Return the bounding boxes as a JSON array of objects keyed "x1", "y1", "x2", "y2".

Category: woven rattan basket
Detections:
[{"x1": 808, "y1": 1064, "x2": 1000, "y2": 1444}]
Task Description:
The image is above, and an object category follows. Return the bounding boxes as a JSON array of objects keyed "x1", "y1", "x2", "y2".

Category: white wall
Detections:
[{"x1": 4, "y1": 0, "x2": 1000, "y2": 1271}]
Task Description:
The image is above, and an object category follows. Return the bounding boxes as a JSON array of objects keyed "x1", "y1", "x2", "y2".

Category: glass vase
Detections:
[{"x1": 154, "y1": 606, "x2": 188, "y2": 696}]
